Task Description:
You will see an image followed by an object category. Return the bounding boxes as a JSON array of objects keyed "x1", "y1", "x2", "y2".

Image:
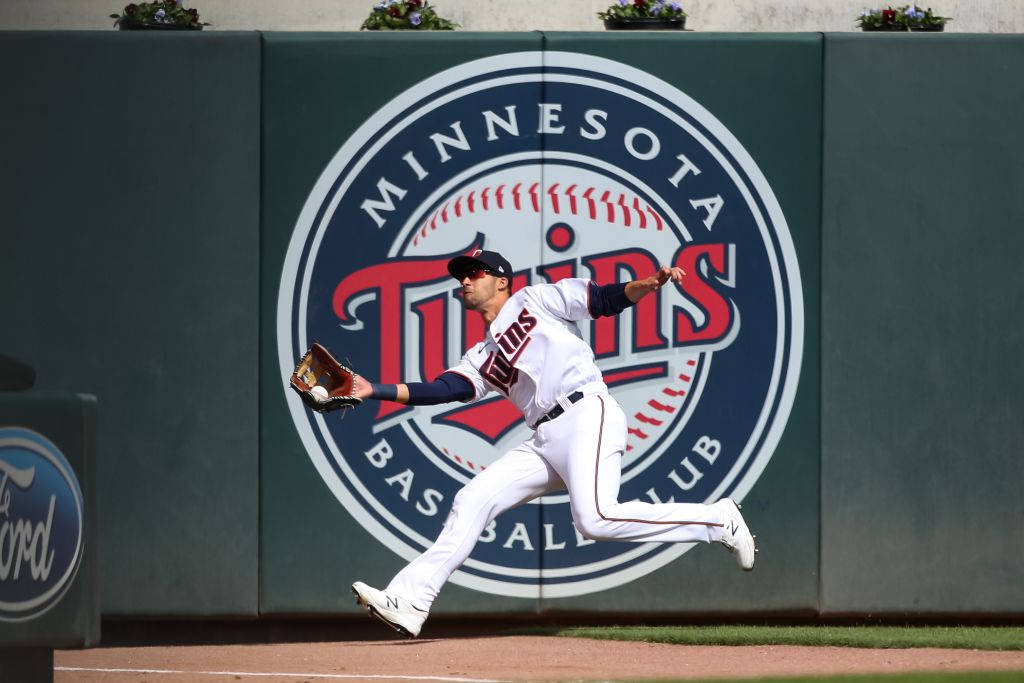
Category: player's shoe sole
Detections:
[
  {"x1": 715, "y1": 498, "x2": 757, "y2": 571},
  {"x1": 351, "y1": 581, "x2": 427, "y2": 639}
]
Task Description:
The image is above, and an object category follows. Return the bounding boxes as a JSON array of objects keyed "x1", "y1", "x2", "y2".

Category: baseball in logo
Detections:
[{"x1": 278, "y1": 52, "x2": 803, "y2": 597}]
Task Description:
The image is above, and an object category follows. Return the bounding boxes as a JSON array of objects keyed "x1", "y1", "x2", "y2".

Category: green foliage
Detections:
[
  {"x1": 903, "y1": 5, "x2": 953, "y2": 28},
  {"x1": 513, "y1": 625, "x2": 1024, "y2": 651},
  {"x1": 856, "y1": 7, "x2": 908, "y2": 29},
  {"x1": 856, "y1": 6, "x2": 952, "y2": 30},
  {"x1": 361, "y1": 0, "x2": 457, "y2": 30},
  {"x1": 597, "y1": 0, "x2": 687, "y2": 22},
  {"x1": 110, "y1": 1, "x2": 206, "y2": 28}
]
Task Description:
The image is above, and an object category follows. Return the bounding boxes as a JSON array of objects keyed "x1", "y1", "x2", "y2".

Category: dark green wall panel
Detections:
[
  {"x1": 0, "y1": 32, "x2": 261, "y2": 615},
  {"x1": 821, "y1": 34, "x2": 1024, "y2": 613}
]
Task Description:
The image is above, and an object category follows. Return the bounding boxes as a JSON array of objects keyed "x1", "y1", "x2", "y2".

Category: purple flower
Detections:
[
  {"x1": 618, "y1": 0, "x2": 629, "y2": 6},
  {"x1": 154, "y1": 8, "x2": 166, "y2": 21},
  {"x1": 409, "y1": 10, "x2": 422, "y2": 25},
  {"x1": 669, "y1": 1, "x2": 682, "y2": 9}
]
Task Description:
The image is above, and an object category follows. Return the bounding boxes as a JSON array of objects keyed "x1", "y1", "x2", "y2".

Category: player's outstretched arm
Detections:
[
  {"x1": 586, "y1": 265, "x2": 685, "y2": 318},
  {"x1": 352, "y1": 375, "x2": 408, "y2": 402},
  {"x1": 625, "y1": 265, "x2": 686, "y2": 303},
  {"x1": 352, "y1": 373, "x2": 473, "y2": 405}
]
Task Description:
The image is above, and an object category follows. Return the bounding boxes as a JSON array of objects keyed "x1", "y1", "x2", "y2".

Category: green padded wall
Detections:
[
  {"x1": 821, "y1": 34, "x2": 1024, "y2": 613},
  {"x1": 6, "y1": 29, "x2": 1020, "y2": 621},
  {"x1": 0, "y1": 32, "x2": 261, "y2": 615}
]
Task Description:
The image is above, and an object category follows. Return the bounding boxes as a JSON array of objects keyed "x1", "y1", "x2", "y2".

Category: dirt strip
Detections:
[{"x1": 56, "y1": 635, "x2": 1024, "y2": 681}]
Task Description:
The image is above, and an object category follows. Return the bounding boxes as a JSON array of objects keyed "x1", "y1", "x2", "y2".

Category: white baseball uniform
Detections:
[{"x1": 386, "y1": 278, "x2": 731, "y2": 611}]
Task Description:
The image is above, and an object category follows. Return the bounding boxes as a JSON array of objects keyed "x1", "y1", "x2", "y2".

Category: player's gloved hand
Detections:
[{"x1": 289, "y1": 342, "x2": 363, "y2": 413}]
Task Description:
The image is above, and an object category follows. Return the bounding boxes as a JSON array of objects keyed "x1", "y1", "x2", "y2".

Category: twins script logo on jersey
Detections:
[{"x1": 278, "y1": 52, "x2": 804, "y2": 598}]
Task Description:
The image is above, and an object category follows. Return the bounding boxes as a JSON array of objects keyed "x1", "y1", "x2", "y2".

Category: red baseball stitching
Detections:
[
  {"x1": 412, "y1": 182, "x2": 666, "y2": 247},
  {"x1": 625, "y1": 358, "x2": 697, "y2": 452},
  {"x1": 442, "y1": 447, "x2": 484, "y2": 472}
]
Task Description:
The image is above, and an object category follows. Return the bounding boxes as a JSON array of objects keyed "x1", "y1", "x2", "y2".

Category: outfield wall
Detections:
[
  {"x1": 820, "y1": 34, "x2": 1024, "y2": 614},
  {"x1": 0, "y1": 31, "x2": 1020, "y2": 620},
  {"x1": 0, "y1": 31, "x2": 262, "y2": 616}
]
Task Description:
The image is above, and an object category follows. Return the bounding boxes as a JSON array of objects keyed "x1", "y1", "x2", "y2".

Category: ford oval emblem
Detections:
[{"x1": 0, "y1": 427, "x2": 85, "y2": 622}]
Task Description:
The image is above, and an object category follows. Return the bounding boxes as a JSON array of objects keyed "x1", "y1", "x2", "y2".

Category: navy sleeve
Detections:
[
  {"x1": 587, "y1": 281, "x2": 635, "y2": 317},
  {"x1": 403, "y1": 372, "x2": 475, "y2": 405}
]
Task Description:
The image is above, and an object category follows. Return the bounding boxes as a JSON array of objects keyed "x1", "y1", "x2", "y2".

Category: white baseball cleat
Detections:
[
  {"x1": 351, "y1": 581, "x2": 428, "y2": 638},
  {"x1": 714, "y1": 498, "x2": 757, "y2": 571}
]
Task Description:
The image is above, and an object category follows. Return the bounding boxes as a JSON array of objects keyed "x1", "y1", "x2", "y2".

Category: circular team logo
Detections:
[
  {"x1": 0, "y1": 427, "x2": 85, "y2": 621},
  {"x1": 278, "y1": 52, "x2": 803, "y2": 597}
]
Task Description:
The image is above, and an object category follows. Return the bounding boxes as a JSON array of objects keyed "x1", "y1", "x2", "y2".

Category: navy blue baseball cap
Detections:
[{"x1": 447, "y1": 249, "x2": 513, "y2": 281}]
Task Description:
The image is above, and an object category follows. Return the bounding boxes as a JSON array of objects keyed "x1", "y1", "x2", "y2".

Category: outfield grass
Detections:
[
  {"x1": 511, "y1": 625, "x2": 1024, "y2": 651},
  {"x1": 658, "y1": 674, "x2": 1024, "y2": 683}
]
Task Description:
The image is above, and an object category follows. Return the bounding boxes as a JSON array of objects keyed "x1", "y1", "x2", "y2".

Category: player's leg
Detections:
[
  {"x1": 544, "y1": 393, "x2": 754, "y2": 567},
  {"x1": 353, "y1": 440, "x2": 560, "y2": 636}
]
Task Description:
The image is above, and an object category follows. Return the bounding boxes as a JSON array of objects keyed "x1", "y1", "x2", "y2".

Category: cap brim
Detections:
[{"x1": 447, "y1": 255, "x2": 487, "y2": 279}]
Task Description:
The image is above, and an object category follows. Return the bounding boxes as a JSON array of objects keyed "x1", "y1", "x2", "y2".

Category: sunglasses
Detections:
[{"x1": 459, "y1": 267, "x2": 500, "y2": 281}]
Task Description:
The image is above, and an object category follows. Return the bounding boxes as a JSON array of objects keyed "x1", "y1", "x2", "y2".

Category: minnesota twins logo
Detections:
[{"x1": 278, "y1": 52, "x2": 803, "y2": 597}]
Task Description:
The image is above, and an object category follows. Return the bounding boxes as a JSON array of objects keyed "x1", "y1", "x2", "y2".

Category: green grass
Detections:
[
  {"x1": 510, "y1": 625, "x2": 1024, "y2": 651},
  {"x1": 650, "y1": 674, "x2": 1024, "y2": 683}
]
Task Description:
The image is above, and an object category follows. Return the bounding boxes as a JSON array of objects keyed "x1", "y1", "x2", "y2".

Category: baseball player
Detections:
[{"x1": 349, "y1": 249, "x2": 756, "y2": 638}]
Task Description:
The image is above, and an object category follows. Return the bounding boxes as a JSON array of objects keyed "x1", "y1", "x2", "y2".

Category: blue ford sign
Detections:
[{"x1": 0, "y1": 427, "x2": 84, "y2": 621}]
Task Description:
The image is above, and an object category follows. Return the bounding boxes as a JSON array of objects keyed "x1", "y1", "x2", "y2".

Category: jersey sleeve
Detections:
[
  {"x1": 403, "y1": 373, "x2": 475, "y2": 405},
  {"x1": 526, "y1": 278, "x2": 596, "y2": 322},
  {"x1": 445, "y1": 344, "x2": 493, "y2": 403},
  {"x1": 587, "y1": 281, "x2": 633, "y2": 317}
]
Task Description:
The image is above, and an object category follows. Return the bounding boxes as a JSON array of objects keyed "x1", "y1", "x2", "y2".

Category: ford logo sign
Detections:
[{"x1": 0, "y1": 427, "x2": 84, "y2": 622}]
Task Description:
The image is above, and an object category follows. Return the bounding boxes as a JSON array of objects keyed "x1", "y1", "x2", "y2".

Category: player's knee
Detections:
[
  {"x1": 572, "y1": 510, "x2": 610, "y2": 541},
  {"x1": 451, "y1": 485, "x2": 489, "y2": 517}
]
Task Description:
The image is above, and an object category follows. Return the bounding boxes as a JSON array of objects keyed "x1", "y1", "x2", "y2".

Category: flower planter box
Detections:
[
  {"x1": 861, "y1": 24, "x2": 909, "y2": 31},
  {"x1": 604, "y1": 17, "x2": 685, "y2": 30},
  {"x1": 118, "y1": 18, "x2": 202, "y2": 30},
  {"x1": 910, "y1": 25, "x2": 945, "y2": 31}
]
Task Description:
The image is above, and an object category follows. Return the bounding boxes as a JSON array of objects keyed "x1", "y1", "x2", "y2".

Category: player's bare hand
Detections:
[
  {"x1": 626, "y1": 265, "x2": 686, "y2": 303},
  {"x1": 647, "y1": 265, "x2": 685, "y2": 290},
  {"x1": 654, "y1": 265, "x2": 686, "y2": 286},
  {"x1": 352, "y1": 374, "x2": 374, "y2": 400}
]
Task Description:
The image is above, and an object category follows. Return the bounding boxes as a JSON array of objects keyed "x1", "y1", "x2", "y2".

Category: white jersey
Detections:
[{"x1": 447, "y1": 278, "x2": 607, "y2": 427}]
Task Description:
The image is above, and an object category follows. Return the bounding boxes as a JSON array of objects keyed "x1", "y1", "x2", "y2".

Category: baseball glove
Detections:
[{"x1": 289, "y1": 342, "x2": 362, "y2": 413}]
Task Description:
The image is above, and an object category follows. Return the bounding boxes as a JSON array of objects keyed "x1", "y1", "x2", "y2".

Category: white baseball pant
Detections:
[{"x1": 386, "y1": 392, "x2": 729, "y2": 611}]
